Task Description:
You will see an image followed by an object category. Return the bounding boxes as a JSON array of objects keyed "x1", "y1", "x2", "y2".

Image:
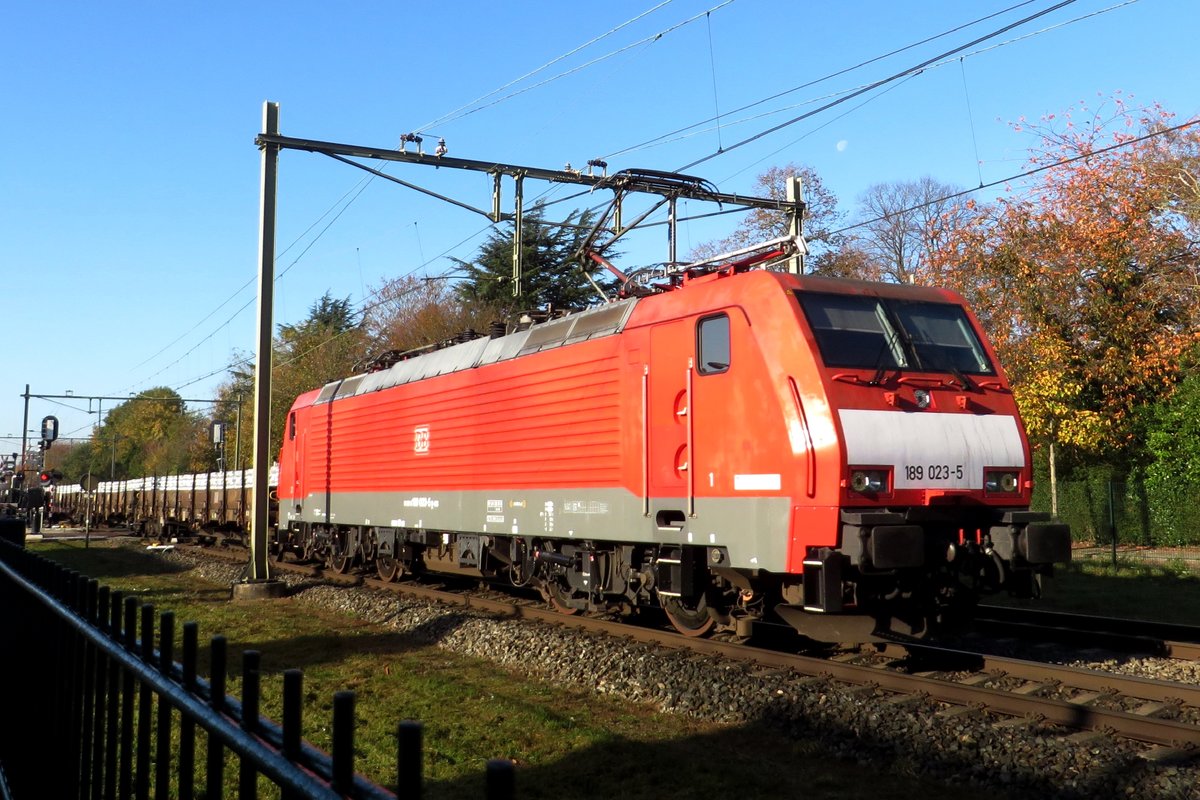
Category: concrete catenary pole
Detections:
[{"x1": 248, "y1": 101, "x2": 280, "y2": 584}]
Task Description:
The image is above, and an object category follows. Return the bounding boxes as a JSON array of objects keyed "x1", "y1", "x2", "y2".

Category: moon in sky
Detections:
[{"x1": 836, "y1": 139, "x2": 848, "y2": 152}]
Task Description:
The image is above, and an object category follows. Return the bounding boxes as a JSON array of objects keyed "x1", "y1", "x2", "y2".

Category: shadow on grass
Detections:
[
  {"x1": 413, "y1": 710, "x2": 1158, "y2": 800},
  {"x1": 28, "y1": 540, "x2": 191, "y2": 580},
  {"x1": 992, "y1": 559, "x2": 1200, "y2": 625},
  {"x1": 217, "y1": 610, "x2": 479, "y2": 675}
]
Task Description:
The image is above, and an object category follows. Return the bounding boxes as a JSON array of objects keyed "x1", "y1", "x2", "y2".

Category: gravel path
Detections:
[{"x1": 167, "y1": 549, "x2": 1200, "y2": 800}]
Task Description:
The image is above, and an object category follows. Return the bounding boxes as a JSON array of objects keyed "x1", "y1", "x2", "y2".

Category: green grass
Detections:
[
  {"x1": 991, "y1": 557, "x2": 1200, "y2": 624},
  {"x1": 31, "y1": 540, "x2": 1016, "y2": 800}
]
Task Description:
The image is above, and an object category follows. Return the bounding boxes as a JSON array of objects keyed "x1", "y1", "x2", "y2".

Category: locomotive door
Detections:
[{"x1": 649, "y1": 321, "x2": 693, "y2": 518}]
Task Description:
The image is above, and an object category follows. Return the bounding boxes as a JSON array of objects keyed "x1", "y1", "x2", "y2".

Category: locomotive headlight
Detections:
[
  {"x1": 984, "y1": 470, "x2": 1021, "y2": 494},
  {"x1": 848, "y1": 468, "x2": 889, "y2": 494}
]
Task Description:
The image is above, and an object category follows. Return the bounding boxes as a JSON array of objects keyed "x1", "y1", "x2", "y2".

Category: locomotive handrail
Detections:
[
  {"x1": 894, "y1": 375, "x2": 946, "y2": 386},
  {"x1": 686, "y1": 359, "x2": 695, "y2": 518},
  {"x1": 642, "y1": 366, "x2": 650, "y2": 517}
]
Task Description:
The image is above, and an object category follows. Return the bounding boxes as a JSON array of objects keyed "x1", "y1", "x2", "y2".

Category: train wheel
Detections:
[
  {"x1": 376, "y1": 553, "x2": 403, "y2": 582},
  {"x1": 662, "y1": 595, "x2": 716, "y2": 637},
  {"x1": 328, "y1": 530, "x2": 353, "y2": 573}
]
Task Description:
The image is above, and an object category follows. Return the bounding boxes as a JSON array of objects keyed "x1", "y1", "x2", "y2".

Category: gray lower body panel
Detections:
[{"x1": 284, "y1": 488, "x2": 794, "y2": 573}]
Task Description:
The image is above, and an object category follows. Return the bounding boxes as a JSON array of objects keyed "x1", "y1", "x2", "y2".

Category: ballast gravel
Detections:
[{"x1": 165, "y1": 550, "x2": 1199, "y2": 800}]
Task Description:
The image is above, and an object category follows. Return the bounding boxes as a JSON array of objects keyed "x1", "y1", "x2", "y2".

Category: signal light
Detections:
[{"x1": 39, "y1": 471, "x2": 52, "y2": 486}]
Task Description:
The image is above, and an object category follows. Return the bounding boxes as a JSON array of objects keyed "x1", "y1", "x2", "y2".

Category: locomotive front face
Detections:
[
  {"x1": 786, "y1": 281, "x2": 1070, "y2": 637},
  {"x1": 796, "y1": 289, "x2": 1029, "y2": 506}
]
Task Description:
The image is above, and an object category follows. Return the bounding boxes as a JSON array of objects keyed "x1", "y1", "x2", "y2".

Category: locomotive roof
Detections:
[
  {"x1": 314, "y1": 297, "x2": 640, "y2": 405},
  {"x1": 310, "y1": 259, "x2": 970, "y2": 408},
  {"x1": 790, "y1": 272, "x2": 968, "y2": 304}
]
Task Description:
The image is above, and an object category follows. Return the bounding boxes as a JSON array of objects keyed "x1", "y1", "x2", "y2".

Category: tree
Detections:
[
  {"x1": 852, "y1": 177, "x2": 971, "y2": 284},
  {"x1": 452, "y1": 205, "x2": 615, "y2": 314},
  {"x1": 267, "y1": 292, "x2": 368, "y2": 457},
  {"x1": 56, "y1": 441, "x2": 92, "y2": 483},
  {"x1": 1142, "y1": 118, "x2": 1200, "y2": 227},
  {"x1": 1139, "y1": 119, "x2": 1200, "y2": 333},
  {"x1": 278, "y1": 293, "x2": 357, "y2": 341},
  {"x1": 361, "y1": 275, "x2": 497, "y2": 356},
  {"x1": 929, "y1": 98, "x2": 1200, "y2": 463},
  {"x1": 688, "y1": 163, "x2": 849, "y2": 274},
  {"x1": 73, "y1": 388, "x2": 212, "y2": 480}
]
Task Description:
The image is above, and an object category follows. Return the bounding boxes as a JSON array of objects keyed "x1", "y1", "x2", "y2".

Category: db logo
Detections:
[{"x1": 413, "y1": 425, "x2": 431, "y2": 454}]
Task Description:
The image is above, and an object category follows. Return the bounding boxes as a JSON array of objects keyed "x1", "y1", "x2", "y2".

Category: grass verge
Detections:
[
  {"x1": 30, "y1": 539, "x2": 1015, "y2": 800},
  {"x1": 996, "y1": 558, "x2": 1200, "y2": 624}
]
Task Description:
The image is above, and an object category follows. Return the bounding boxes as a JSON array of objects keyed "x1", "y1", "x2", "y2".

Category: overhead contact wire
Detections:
[
  {"x1": 601, "y1": 0, "x2": 1042, "y2": 160},
  {"x1": 415, "y1": 0, "x2": 679, "y2": 132},
  {"x1": 824, "y1": 116, "x2": 1200, "y2": 240},
  {"x1": 675, "y1": 0, "x2": 1080, "y2": 172}
]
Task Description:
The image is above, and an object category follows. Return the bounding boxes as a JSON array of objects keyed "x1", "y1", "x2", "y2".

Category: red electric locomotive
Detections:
[{"x1": 276, "y1": 238, "x2": 1070, "y2": 641}]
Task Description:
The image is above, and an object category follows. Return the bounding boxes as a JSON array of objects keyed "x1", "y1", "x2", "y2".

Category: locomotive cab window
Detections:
[
  {"x1": 796, "y1": 291, "x2": 995, "y2": 375},
  {"x1": 697, "y1": 314, "x2": 730, "y2": 374},
  {"x1": 798, "y1": 292, "x2": 907, "y2": 370},
  {"x1": 890, "y1": 301, "x2": 995, "y2": 375}
]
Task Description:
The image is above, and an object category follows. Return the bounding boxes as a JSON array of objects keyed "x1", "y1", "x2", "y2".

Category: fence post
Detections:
[
  {"x1": 91, "y1": 585, "x2": 111, "y2": 800},
  {"x1": 180, "y1": 621, "x2": 198, "y2": 800},
  {"x1": 332, "y1": 691, "x2": 355, "y2": 794},
  {"x1": 486, "y1": 759, "x2": 515, "y2": 800},
  {"x1": 137, "y1": 604, "x2": 155, "y2": 800},
  {"x1": 207, "y1": 636, "x2": 227, "y2": 799},
  {"x1": 1109, "y1": 480, "x2": 1117, "y2": 568},
  {"x1": 240, "y1": 649, "x2": 262, "y2": 798},
  {"x1": 156, "y1": 612, "x2": 175, "y2": 799},
  {"x1": 281, "y1": 670, "x2": 303, "y2": 800},
  {"x1": 398, "y1": 720, "x2": 423, "y2": 798}
]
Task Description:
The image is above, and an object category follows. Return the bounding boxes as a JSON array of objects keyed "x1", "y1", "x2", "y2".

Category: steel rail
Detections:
[
  {"x1": 886, "y1": 643, "x2": 1200, "y2": 708},
  {"x1": 974, "y1": 605, "x2": 1200, "y2": 662}
]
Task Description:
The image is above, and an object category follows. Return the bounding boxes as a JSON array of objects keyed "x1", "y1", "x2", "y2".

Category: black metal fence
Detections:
[{"x1": 0, "y1": 539, "x2": 516, "y2": 799}]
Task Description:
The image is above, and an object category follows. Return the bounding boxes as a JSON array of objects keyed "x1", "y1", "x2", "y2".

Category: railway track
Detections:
[
  {"x1": 973, "y1": 604, "x2": 1200, "y2": 661},
  {"x1": 186, "y1": 543, "x2": 1200, "y2": 754}
]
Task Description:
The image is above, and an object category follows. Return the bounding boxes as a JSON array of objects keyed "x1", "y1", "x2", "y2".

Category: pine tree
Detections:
[{"x1": 452, "y1": 204, "x2": 616, "y2": 314}]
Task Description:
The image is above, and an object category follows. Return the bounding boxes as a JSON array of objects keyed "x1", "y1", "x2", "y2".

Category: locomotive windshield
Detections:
[{"x1": 796, "y1": 291, "x2": 995, "y2": 375}]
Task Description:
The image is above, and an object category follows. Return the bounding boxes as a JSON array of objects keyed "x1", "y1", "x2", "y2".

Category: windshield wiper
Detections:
[
  {"x1": 948, "y1": 366, "x2": 976, "y2": 392},
  {"x1": 868, "y1": 338, "x2": 895, "y2": 385}
]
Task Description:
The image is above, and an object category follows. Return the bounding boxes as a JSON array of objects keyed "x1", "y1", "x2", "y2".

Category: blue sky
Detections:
[{"x1": 2, "y1": 0, "x2": 1196, "y2": 454}]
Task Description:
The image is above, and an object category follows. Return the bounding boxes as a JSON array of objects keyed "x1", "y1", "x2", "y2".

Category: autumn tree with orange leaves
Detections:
[{"x1": 929, "y1": 97, "x2": 1200, "y2": 465}]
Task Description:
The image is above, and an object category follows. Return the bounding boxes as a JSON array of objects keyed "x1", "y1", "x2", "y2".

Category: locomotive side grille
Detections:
[{"x1": 304, "y1": 349, "x2": 626, "y2": 493}]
